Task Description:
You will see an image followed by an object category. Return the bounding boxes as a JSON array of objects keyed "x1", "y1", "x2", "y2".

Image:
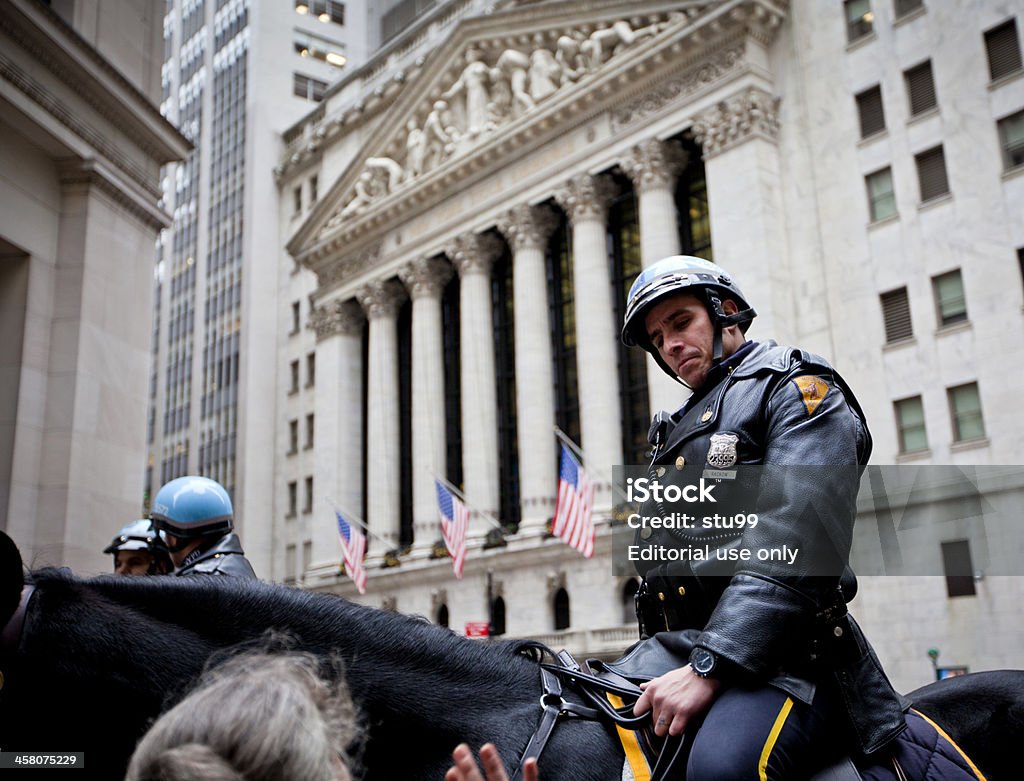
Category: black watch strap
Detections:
[{"x1": 689, "y1": 646, "x2": 717, "y2": 678}]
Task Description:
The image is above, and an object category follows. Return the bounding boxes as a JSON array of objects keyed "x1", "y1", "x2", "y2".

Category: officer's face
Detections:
[
  {"x1": 114, "y1": 551, "x2": 158, "y2": 576},
  {"x1": 644, "y1": 293, "x2": 743, "y2": 389}
]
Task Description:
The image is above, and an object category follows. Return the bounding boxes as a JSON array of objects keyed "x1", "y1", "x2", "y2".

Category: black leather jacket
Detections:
[
  {"x1": 176, "y1": 533, "x2": 257, "y2": 579},
  {"x1": 633, "y1": 341, "x2": 906, "y2": 755}
]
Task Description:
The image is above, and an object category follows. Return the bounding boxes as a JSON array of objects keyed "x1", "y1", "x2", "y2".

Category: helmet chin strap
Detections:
[{"x1": 705, "y1": 291, "x2": 757, "y2": 365}]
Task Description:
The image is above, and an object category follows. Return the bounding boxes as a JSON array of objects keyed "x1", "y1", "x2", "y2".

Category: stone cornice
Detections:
[
  {"x1": 56, "y1": 157, "x2": 171, "y2": 230},
  {"x1": 307, "y1": 246, "x2": 381, "y2": 301},
  {"x1": 0, "y1": 0, "x2": 190, "y2": 165},
  {"x1": 290, "y1": 0, "x2": 789, "y2": 271},
  {"x1": 690, "y1": 84, "x2": 780, "y2": 157}
]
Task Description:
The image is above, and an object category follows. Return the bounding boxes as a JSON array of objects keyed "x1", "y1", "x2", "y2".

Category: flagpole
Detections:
[
  {"x1": 553, "y1": 426, "x2": 630, "y2": 506},
  {"x1": 324, "y1": 497, "x2": 393, "y2": 550},
  {"x1": 432, "y1": 475, "x2": 505, "y2": 531}
]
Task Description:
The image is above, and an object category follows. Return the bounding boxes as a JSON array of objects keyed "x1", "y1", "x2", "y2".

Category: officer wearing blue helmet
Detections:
[
  {"x1": 104, "y1": 519, "x2": 173, "y2": 576},
  {"x1": 621, "y1": 257, "x2": 906, "y2": 779},
  {"x1": 150, "y1": 476, "x2": 256, "y2": 579}
]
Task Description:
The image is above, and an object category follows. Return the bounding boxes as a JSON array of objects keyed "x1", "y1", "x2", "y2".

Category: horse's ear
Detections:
[{"x1": 0, "y1": 530, "x2": 25, "y2": 629}]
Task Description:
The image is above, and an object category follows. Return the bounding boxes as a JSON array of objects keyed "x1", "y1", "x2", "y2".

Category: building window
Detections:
[
  {"x1": 285, "y1": 543, "x2": 297, "y2": 583},
  {"x1": 305, "y1": 413, "x2": 314, "y2": 449},
  {"x1": 894, "y1": 396, "x2": 928, "y2": 453},
  {"x1": 491, "y1": 244, "x2": 520, "y2": 530},
  {"x1": 293, "y1": 73, "x2": 328, "y2": 102},
  {"x1": 547, "y1": 217, "x2": 581, "y2": 453},
  {"x1": 932, "y1": 269, "x2": 967, "y2": 326},
  {"x1": 293, "y1": 185, "x2": 302, "y2": 216},
  {"x1": 845, "y1": 0, "x2": 874, "y2": 43},
  {"x1": 310, "y1": 175, "x2": 319, "y2": 203},
  {"x1": 553, "y1": 587, "x2": 570, "y2": 631},
  {"x1": 866, "y1": 167, "x2": 897, "y2": 221},
  {"x1": 294, "y1": 30, "x2": 347, "y2": 67},
  {"x1": 306, "y1": 352, "x2": 316, "y2": 387},
  {"x1": 856, "y1": 85, "x2": 886, "y2": 138},
  {"x1": 997, "y1": 109, "x2": 1024, "y2": 170},
  {"x1": 894, "y1": 0, "x2": 924, "y2": 17},
  {"x1": 288, "y1": 419, "x2": 299, "y2": 455},
  {"x1": 1018, "y1": 247, "x2": 1024, "y2": 289},
  {"x1": 303, "y1": 476, "x2": 314, "y2": 513},
  {"x1": 287, "y1": 481, "x2": 298, "y2": 516},
  {"x1": 941, "y1": 540, "x2": 976, "y2": 597},
  {"x1": 948, "y1": 382, "x2": 985, "y2": 442},
  {"x1": 904, "y1": 61, "x2": 937, "y2": 116},
  {"x1": 436, "y1": 604, "x2": 449, "y2": 628},
  {"x1": 915, "y1": 146, "x2": 949, "y2": 202},
  {"x1": 490, "y1": 596, "x2": 506, "y2": 636},
  {"x1": 299, "y1": 0, "x2": 345, "y2": 26},
  {"x1": 303, "y1": 540, "x2": 312, "y2": 574},
  {"x1": 291, "y1": 301, "x2": 301, "y2": 335},
  {"x1": 441, "y1": 276, "x2": 462, "y2": 489},
  {"x1": 984, "y1": 19, "x2": 1023, "y2": 81},
  {"x1": 289, "y1": 359, "x2": 300, "y2": 394},
  {"x1": 880, "y1": 287, "x2": 913, "y2": 342}
]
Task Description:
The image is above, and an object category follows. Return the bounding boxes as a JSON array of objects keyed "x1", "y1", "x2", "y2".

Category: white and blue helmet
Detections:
[
  {"x1": 104, "y1": 519, "x2": 172, "y2": 572},
  {"x1": 150, "y1": 476, "x2": 233, "y2": 541},
  {"x1": 621, "y1": 255, "x2": 756, "y2": 377}
]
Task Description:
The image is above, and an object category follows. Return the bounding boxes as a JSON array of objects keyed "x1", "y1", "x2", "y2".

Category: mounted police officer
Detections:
[
  {"x1": 150, "y1": 475, "x2": 257, "y2": 579},
  {"x1": 621, "y1": 256, "x2": 906, "y2": 779},
  {"x1": 104, "y1": 519, "x2": 173, "y2": 576}
]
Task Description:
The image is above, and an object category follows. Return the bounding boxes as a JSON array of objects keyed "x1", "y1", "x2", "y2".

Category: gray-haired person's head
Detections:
[{"x1": 125, "y1": 651, "x2": 356, "y2": 781}]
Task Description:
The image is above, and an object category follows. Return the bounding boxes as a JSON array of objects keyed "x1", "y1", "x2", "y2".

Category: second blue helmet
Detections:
[{"x1": 150, "y1": 475, "x2": 233, "y2": 540}]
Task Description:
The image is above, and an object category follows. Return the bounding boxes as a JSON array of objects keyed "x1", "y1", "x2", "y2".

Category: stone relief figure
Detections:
[
  {"x1": 442, "y1": 47, "x2": 492, "y2": 136},
  {"x1": 423, "y1": 99, "x2": 456, "y2": 168},
  {"x1": 580, "y1": 20, "x2": 662, "y2": 69},
  {"x1": 528, "y1": 48, "x2": 562, "y2": 102},
  {"x1": 496, "y1": 49, "x2": 534, "y2": 115},
  {"x1": 336, "y1": 156, "x2": 404, "y2": 219},
  {"x1": 555, "y1": 34, "x2": 587, "y2": 84},
  {"x1": 404, "y1": 119, "x2": 427, "y2": 181},
  {"x1": 487, "y1": 66, "x2": 513, "y2": 125}
]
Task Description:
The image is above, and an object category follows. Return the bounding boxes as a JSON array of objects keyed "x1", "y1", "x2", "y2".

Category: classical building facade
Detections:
[
  {"x1": 276, "y1": 0, "x2": 1024, "y2": 692},
  {"x1": 0, "y1": 0, "x2": 188, "y2": 571}
]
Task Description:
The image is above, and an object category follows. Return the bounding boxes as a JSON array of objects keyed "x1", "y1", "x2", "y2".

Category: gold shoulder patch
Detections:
[{"x1": 792, "y1": 375, "x2": 830, "y2": 416}]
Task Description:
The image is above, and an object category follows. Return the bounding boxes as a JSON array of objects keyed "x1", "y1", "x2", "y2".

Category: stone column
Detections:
[
  {"x1": 554, "y1": 174, "x2": 622, "y2": 507},
  {"x1": 398, "y1": 256, "x2": 453, "y2": 554},
  {"x1": 496, "y1": 204, "x2": 559, "y2": 533},
  {"x1": 691, "y1": 86, "x2": 793, "y2": 342},
  {"x1": 620, "y1": 139, "x2": 690, "y2": 415},
  {"x1": 444, "y1": 232, "x2": 504, "y2": 532},
  {"x1": 308, "y1": 299, "x2": 365, "y2": 578},
  {"x1": 356, "y1": 279, "x2": 407, "y2": 553}
]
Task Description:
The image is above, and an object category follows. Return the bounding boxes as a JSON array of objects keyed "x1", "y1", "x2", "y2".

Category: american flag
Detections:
[
  {"x1": 336, "y1": 511, "x2": 367, "y2": 594},
  {"x1": 435, "y1": 480, "x2": 469, "y2": 578},
  {"x1": 552, "y1": 444, "x2": 595, "y2": 558}
]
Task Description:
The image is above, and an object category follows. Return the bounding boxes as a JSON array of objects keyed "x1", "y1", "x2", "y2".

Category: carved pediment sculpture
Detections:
[{"x1": 319, "y1": 13, "x2": 683, "y2": 238}]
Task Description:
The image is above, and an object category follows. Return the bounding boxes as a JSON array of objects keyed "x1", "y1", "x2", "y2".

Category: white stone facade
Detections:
[
  {"x1": 0, "y1": 0, "x2": 188, "y2": 572},
  {"x1": 271, "y1": 0, "x2": 1024, "y2": 695}
]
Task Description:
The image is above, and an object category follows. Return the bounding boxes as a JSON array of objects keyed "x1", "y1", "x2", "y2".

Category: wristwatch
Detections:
[{"x1": 689, "y1": 647, "x2": 717, "y2": 678}]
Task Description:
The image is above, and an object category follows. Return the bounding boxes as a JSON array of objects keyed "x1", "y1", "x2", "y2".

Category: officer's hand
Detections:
[
  {"x1": 445, "y1": 743, "x2": 537, "y2": 781},
  {"x1": 633, "y1": 665, "x2": 723, "y2": 737}
]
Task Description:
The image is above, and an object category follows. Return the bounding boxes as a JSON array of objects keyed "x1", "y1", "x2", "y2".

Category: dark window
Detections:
[
  {"x1": 306, "y1": 352, "x2": 316, "y2": 387},
  {"x1": 287, "y1": 481, "x2": 298, "y2": 516},
  {"x1": 948, "y1": 382, "x2": 985, "y2": 442},
  {"x1": 904, "y1": 61, "x2": 937, "y2": 116},
  {"x1": 915, "y1": 146, "x2": 950, "y2": 201},
  {"x1": 441, "y1": 275, "x2": 462, "y2": 488},
  {"x1": 298, "y1": 0, "x2": 345, "y2": 26},
  {"x1": 997, "y1": 110, "x2": 1024, "y2": 169},
  {"x1": 984, "y1": 19, "x2": 1023, "y2": 81},
  {"x1": 608, "y1": 185, "x2": 649, "y2": 466},
  {"x1": 942, "y1": 540, "x2": 976, "y2": 597},
  {"x1": 845, "y1": 0, "x2": 874, "y2": 43},
  {"x1": 547, "y1": 216, "x2": 581, "y2": 452},
  {"x1": 382, "y1": 0, "x2": 436, "y2": 44},
  {"x1": 880, "y1": 287, "x2": 913, "y2": 342},
  {"x1": 894, "y1": 396, "x2": 928, "y2": 453},
  {"x1": 291, "y1": 301, "x2": 301, "y2": 334},
  {"x1": 305, "y1": 413, "x2": 314, "y2": 449},
  {"x1": 436, "y1": 604, "x2": 449, "y2": 627},
  {"x1": 293, "y1": 185, "x2": 302, "y2": 215},
  {"x1": 293, "y1": 73, "x2": 328, "y2": 102},
  {"x1": 932, "y1": 269, "x2": 967, "y2": 326},
  {"x1": 290, "y1": 360, "x2": 300, "y2": 394},
  {"x1": 289, "y1": 419, "x2": 299, "y2": 454},
  {"x1": 1018, "y1": 248, "x2": 1024, "y2": 289},
  {"x1": 856, "y1": 85, "x2": 886, "y2": 137},
  {"x1": 490, "y1": 596, "x2": 506, "y2": 636},
  {"x1": 303, "y1": 476, "x2": 313, "y2": 513},
  {"x1": 492, "y1": 242, "x2": 520, "y2": 530},
  {"x1": 894, "y1": 0, "x2": 923, "y2": 17},
  {"x1": 553, "y1": 587, "x2": 570, "y2": 630},
  {"x1": 310, "y1": 175, "x2": 319, "y2": 203},
  {"x1": 398, "y1": 298, "x2": 413, "y2": 547}
]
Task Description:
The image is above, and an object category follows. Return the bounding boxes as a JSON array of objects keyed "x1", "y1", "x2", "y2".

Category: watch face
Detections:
[{"x1": 691, "y1": 647, "x2": 715, "y2": 675}]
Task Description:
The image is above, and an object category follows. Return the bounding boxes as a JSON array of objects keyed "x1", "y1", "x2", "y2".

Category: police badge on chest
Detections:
[{"x1": 704, "y1": 432, "x2": 738, "y2": 480}]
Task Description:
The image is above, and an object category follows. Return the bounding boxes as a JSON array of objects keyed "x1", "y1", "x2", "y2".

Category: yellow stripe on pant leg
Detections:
[
  {"x1": 757, "y1": 696, "x2": 794, "y2": 781},
  {"x1": 607, "y1": 693, "x2": 652, "y2": 781}
]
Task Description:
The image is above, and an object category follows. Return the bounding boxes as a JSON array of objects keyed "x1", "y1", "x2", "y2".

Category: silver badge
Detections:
[{"x1": 706, "y1": 433, "x2": 739, "y2": 469}]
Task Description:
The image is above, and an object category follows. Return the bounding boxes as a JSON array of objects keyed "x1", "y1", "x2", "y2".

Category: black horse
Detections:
[{"x1": 0, "y1": 531, "x2": 1020, "y2": 779}]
